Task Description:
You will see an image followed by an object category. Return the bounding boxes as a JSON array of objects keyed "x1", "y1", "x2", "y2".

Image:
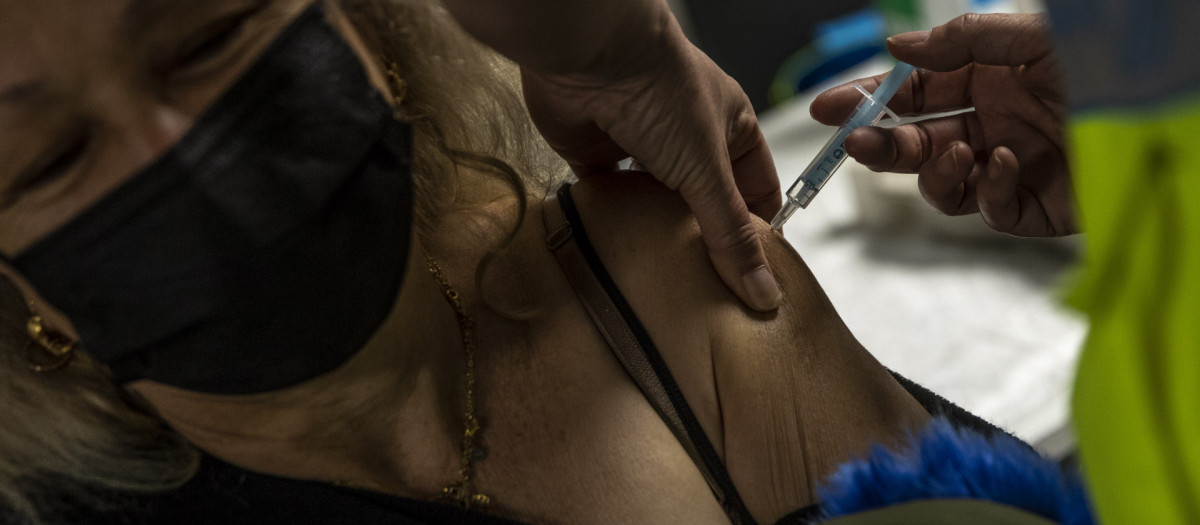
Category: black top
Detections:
[
  {"x1": 73, "y1": 185, "x2": 1018, "y2": 525},
  {"x1": 79, "y1": 453, "x2": 523, "y2": 525}
]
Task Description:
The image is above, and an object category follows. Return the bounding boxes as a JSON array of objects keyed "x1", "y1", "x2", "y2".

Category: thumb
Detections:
[
  {"x1": 886, "y1": 13, "x2": 1053, "y2": 72},
  {"x1": 677, "y1": 161, "x2": 782, "y2": 312}
]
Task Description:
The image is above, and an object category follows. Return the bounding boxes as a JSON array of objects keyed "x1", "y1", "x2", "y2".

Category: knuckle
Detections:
[
  {"x1": 727, "y1": 108, "x2": 765, "y2": 155},
  {"x1": 940, "y1": 12, "x2": 987, "y2": 49},
  {"x1": 953, "y1": 13, "x2": 984, "y2": 37},
  {"x1": 908, "y1": 125, "x2": 934, "y2": 168},
  {"x1": 709, "y1": 219, "x2": 762, "y2": 264},
  {"x1": 672, "y1": 158, "x2": 721, "y2": 195},
  {"x1": 653, "y1": 143, "x2": 718, "y2": 193},
  {"x1": 911, "y1": 69, "x2": 929, "y2": 114}
]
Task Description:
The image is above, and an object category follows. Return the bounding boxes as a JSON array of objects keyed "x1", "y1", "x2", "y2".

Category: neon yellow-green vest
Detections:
[{"x1": 1048, "y1": 2, "x2": 1200, "y2": 522}]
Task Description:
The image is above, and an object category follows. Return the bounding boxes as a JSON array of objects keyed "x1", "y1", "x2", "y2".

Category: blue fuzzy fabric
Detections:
[{"x1": 816, "y1": 418, "x2": 1094, "y2": 524}]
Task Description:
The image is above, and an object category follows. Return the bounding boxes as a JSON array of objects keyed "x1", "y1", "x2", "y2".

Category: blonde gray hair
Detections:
[{"x1": 1, "y1": 0, "x2": 563, "y2": 522}]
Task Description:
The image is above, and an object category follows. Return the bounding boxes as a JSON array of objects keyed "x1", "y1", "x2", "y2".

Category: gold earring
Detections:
[
  {"x1": 25, "y1": 312, "x2": 76, "y2": 373},
  {"x1": 381, "y1": 56, "x2": 407, "y2": 109}
]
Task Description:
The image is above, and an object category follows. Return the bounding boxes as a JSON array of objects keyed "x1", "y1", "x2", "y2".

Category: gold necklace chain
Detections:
[{"x1": 425, "y1": 255, "x2": 491, "y2": 510}]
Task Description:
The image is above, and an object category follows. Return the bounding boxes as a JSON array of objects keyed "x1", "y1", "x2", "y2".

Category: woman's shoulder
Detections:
[{"x1": 549, "y1": 173, "x2": 930, "y2": 522}]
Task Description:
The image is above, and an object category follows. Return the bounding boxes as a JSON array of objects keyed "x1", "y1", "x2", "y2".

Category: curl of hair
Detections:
[
  {"x1": 337, "y1": 0, "x2": 568, "y2": 299},
  {"x1": 0, "y1": 278, "x2": 199, "y2": 524}
]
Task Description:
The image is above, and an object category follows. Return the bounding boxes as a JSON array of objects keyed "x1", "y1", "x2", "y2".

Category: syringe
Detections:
[{"x1": 769, "y1": 61, "x2": 916, "y2": 230}]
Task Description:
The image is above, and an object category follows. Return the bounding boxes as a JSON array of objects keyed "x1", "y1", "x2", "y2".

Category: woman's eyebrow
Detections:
[
  {"x1": 122, "y1": 0, "x2": 269, "y2": 33},
  {"x1": 122, "y1": 0, "x2": 192, "y2": 31}
]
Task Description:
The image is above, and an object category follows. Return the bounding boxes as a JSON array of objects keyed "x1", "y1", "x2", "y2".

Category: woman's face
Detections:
[{"x1": 0, "y1": 0, "x2": 392, "y2": 256}]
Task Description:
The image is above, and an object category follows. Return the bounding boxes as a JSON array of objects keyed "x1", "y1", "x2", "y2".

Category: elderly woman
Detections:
[{"x1": 0, "y1": 0, "x2": 1025, "y2": 523}]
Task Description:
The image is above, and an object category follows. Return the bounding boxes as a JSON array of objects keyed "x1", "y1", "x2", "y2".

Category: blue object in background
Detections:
[{"x1": 770, "y1": 8, "x2": 886, "y2": 105}]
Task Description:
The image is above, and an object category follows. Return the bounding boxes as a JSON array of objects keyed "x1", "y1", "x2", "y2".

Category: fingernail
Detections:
[
  {"x1": 992, "y1": 147, "x2": 1007, "y2": 165},
  {"x1": 941, "y1": 145, "x2": 961, "y2": 174},
  {"x1": 992, "y1": 153, "x2": 1013, "y2": 183},
  {"x1": 743, "y1": 266, "x2": 783, "y2": 311},
  {"x1": 888, "y1": 31, "x2": 930, "y2": 46}
]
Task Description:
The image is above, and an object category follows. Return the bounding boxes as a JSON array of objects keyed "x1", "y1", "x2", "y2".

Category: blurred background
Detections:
[
  {"x1": 668, "y1": 0, "x2": 1043, "y2": 110},
  {"x1": 667, "y1": 0, "x2": 1084, "y2": 461}
]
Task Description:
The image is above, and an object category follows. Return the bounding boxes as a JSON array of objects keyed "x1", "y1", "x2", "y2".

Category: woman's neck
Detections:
[{"x1": 129, "y1": 241, "x2": 472, "y2": 496}]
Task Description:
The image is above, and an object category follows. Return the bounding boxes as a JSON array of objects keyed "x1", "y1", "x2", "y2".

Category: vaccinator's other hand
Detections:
[{"x1": 810, "y1": 13, "x2": 1074, "y2": 236}]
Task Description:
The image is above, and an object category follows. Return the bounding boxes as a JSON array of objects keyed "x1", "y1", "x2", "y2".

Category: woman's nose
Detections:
[
  {"x1": 88, "y1": 74, "x2": 194, "y2": 167},
  {"x1": 131, "y1": 103, "x2": 192, "y2": 161}
]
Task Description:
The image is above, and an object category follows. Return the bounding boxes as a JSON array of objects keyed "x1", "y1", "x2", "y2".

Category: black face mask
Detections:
[{"x1": 2, "y1": 3, "x2": 413, "y2": 394}]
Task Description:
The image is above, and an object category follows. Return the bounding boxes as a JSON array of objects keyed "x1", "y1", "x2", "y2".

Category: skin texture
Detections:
[
  {"x1": 810, "y1": 13, "x2": 1074, "y2": 237},
  {"x1": 565, "y1": 174, "x2": 931, "y2": 522},
  {"x1": 0, "y1": 1, "x2": 929, "y2": 523},
  {"x1": 442, "y1": 0, "x2": 785, "y2": 312}
]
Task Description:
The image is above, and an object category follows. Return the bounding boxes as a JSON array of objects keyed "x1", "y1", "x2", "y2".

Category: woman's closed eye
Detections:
[
  {"x1": 158, "y1": 3, "x2": 269, "y2": 79},
  {"x1": 3, "y1": 131, "x2": 90, "y2": 208}
]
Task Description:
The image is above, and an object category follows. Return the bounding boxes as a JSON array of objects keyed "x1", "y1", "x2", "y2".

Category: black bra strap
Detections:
[{"x1": 543, "y1": 183, "x2": 758, "y2": 525}]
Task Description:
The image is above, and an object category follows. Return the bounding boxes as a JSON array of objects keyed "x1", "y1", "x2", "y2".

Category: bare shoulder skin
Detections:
[
  {"x1": 555, "y1": 173, "x2": 930, "y2": 521},
  {"x1": 466, "y1": 172, "x2": 929, "y2": 523}
]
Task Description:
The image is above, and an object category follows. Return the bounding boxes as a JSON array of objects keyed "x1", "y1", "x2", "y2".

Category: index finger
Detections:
[{"x1": 886, "y1": 13, "x2": 1053, "y2": 72}]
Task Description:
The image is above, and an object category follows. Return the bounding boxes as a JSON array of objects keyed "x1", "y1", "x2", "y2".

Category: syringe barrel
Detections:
[
  {"x1": 786, "y1": 95, "x2": 888, "y2": 208},
  {"x1": 771, "y1": 61, "x2": 913, "y2": 225}
]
